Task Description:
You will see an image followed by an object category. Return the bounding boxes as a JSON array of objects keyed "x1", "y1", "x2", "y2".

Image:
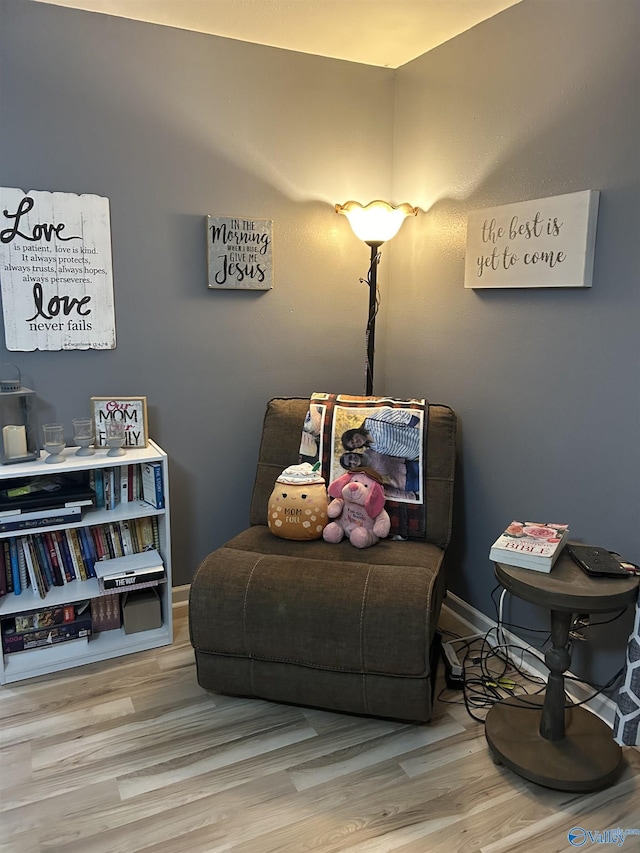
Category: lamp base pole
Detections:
[{"x1": 365, "y1": 243, "x2": 379, "y2": 397}]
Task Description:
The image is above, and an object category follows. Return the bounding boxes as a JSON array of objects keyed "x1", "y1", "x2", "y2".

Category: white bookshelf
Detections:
[{"x1": 0, "y1": 439, "x2": 172, "y2": 684}]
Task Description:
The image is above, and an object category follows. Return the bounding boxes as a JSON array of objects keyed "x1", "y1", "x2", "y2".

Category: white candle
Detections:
[{"x1": 3, "y1": 424, "x2": 27, "y2": 459}]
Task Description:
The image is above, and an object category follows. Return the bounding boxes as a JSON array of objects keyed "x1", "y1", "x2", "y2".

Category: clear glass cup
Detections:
[
  {"x1": 72, "y1": 417, "x2": 95, "y2": 457},
  {"x1": 42, "y1": 422, "x2": 66, "y2": 463},
  {"x1": 105, "y1": 419, "x2": 126, "y2": 457}
]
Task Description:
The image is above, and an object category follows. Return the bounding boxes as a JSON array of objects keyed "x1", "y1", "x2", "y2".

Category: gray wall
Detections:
[
  {"x1": 0, "y1": 0, "x2": 395, "y2": 585},
  {"x1": 1, "y1": 0, "x2": 638, "y2": 687},
  {"x1": 391, "y1": 0, "x2": 640, "y2": 683}
]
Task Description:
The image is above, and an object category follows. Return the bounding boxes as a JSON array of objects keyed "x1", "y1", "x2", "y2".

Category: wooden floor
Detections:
[{"x1": 1, "y1": 603, "x2": 639, "y2": 853}]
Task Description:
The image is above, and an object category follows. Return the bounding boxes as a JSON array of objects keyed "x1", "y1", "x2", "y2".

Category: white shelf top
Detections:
[{"x1": 0, "y1": 439, "x2": 166, "y2": 478}]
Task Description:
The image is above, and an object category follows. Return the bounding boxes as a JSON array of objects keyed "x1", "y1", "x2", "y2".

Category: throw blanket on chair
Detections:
[
  {"x1": 613, "y1": 590, "x2": 640, "y2": 746},
  {"x1": 299, "y1": 392, "x2": 428, "y2": 539}
]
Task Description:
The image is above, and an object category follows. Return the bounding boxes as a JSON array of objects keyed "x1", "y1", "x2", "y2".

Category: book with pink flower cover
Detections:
[{"x1": 489, "y1": 521, "x2": 569, "y2": 572}]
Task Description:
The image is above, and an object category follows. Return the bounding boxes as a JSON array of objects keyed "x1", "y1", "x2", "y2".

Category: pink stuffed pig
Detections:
[{"x1": 322, "y1": 468, "x2": 391, "y2": 548}]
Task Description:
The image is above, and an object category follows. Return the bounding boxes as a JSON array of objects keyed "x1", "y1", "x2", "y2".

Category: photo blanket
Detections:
[{"x1": 299, "y1": 393, "x2": 428, "y2": 539}]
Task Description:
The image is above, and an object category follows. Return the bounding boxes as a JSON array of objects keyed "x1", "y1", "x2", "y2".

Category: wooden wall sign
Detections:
[
  {"x1": 464, "y1": 190, "x2": 599, "y2": 289},
  {"x1": 206, "y1": 215, "x2": 273, "y2": 291},
  {"x1": 0, "y1": 187, "x2": 116, "y2": 350}
]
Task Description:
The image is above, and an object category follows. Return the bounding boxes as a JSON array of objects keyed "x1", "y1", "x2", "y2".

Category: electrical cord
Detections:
[{"x1": 438, "y1": 586, "x2": 629, "y2": 723}]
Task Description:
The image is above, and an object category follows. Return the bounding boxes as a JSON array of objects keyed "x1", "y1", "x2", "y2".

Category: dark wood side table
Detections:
[{"x1": 485, "y1": 550, "x2": 639, "y2": 791}]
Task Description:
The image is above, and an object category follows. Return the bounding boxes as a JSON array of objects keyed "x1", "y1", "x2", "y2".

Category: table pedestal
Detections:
[
  {"x1": 486, "y1": 556, "x2": 639, "y2": 792},
  {"x1": 485, "y1": 695, "x2": 622, "y2": 791}
]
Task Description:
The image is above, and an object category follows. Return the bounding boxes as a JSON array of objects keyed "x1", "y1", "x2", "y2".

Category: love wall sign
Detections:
[
  {"x1": 464, "y1": 190, "x2": 600, "y2": 288},
  {"x1": 0, "y1": 187, "x2": 116, "y2": 350}
]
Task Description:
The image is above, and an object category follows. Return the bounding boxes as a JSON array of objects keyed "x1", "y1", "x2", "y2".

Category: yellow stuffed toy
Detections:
[{"x1": 268, "y1": 462, "x2": 329, "y2": 540}]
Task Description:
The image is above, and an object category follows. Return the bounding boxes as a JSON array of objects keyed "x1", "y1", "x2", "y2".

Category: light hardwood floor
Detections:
[{"x1": 1, "y1": 603, "x2": 638, "y2": 853}]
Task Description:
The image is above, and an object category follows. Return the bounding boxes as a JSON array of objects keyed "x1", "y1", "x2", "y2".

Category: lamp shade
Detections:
[{"x1": 335, "y1": 200, "x2": 418, "y2": 246}]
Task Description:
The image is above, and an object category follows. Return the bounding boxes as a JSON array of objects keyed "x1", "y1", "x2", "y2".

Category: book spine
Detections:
[
  {"x1": 93, "y1": 468, "x2": 105, "y2": 509},
  {"x1": 110, "y1": 467, "x2": 121, "y2": 511},
  {"x1": 151, "y1": 516, "x2": 161, "y2": 552},
  {"x1": 109, "y1": 523, "x2": 124, "y2": 558},
  {"x1": 29, "y1": 536, "x2": 50, "y2": 596},
  {"x1": 78, "y1": 527, "x2": 96, "y2": 578},
  {"x1": 43, "y1": 531, "x2": 65, "y2": 586},
  {"x1": 33, "y1": 533, "x2": 57, "y2": 588},
  {"x1": 132, "y1": 464, "x2": 141, "y2": 501},
  {"x1": 9, "y1": 537, "x2": 22, "y2": 595},
  {"x1": 4, "y1": 540, "x2": 14, "y2": 593},
  {"x1": 21, "y1": 536, "x2": 47, "y2": 599},
  {"x1": 97, "y1": 525, "x2": 110, "y2": 561},
  {"x1": 142, "y1": 462, "x2": 164, "y2": 509},
  {"x1": 17, "y1": 538, "x2": 28, "y2": 592},
  {"x1": 63, "y1": 529, "x2": 82, "y2": 581},
  {"x1": 53, "y1": 530, "x2": 73, "y2": 582},
  {"x1": 120, "y1": 520, "x2": 133, "y2": 555},
  {"x1": 69, "y1": 529, "x2": 88, "y2": 581},
  {"x1": 0, "y1": 542, "x2": 6, "y2": 598},
  {"x1": 136, "y1": 516, "x2": 155, "y2": 551}
]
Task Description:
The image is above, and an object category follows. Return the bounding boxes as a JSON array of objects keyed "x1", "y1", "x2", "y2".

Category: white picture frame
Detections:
[{"x1": 91, "y1": 396, "x2": 148, "y2": 448}]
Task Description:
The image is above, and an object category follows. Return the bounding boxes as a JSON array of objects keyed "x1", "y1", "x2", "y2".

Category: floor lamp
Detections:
[{"x1": 335, "y1": 200, "x2": 418, "y2": 396}]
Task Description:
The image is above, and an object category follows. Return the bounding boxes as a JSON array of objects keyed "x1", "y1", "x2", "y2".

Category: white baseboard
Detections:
[{"x1": 442, "y1": 592, "x2": 618, "y2": 727}]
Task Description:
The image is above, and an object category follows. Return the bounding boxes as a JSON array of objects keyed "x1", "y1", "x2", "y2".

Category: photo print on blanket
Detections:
[{"x1": 299, "y1": 393, "x2": 429, "y2": 539}]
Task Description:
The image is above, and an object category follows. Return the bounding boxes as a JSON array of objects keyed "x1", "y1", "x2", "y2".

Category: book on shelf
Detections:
[
  {"x1": 142, "y1": 461, "x2": 164, "y2": 509},
  {"x1": 0, "y1": 505, "x2": 82, "y2": 533},
  {"x1": 0, "y1": 474, "x2": 95, "y2": 514},
  {"x1": 104, "y1": 467, "x2": 121, "y2": 511},
  {"x1": 21, "y1": 536, "x2": 48, "y2": 598},
  {"x1": 17, "y1": 539, "x2": 28, "y2": 592},
  {"x1": 1, "y1": 516, "x2": 163, "y2": 600},
  {"x1": 54, "y1": 529, "x2": 75, "y2": 582},
  {"x1": 3, "y1": 541, "x2": 14, "y2": 594},
  {"x1": 90, "y1": 593, "x2": 121, "y2": 631},
  {"x1": 90, "y1": 468, "x2": 105, "y2": 509},
  {"x1": 43, "y1": 531, "x2": 64, "y2": 586},
  {"x1": 489, "y1": 521, "x2": 569, "y2": 572},
  {"x1": 9, "y1": 537, "x2": 22, "y2": 595}
]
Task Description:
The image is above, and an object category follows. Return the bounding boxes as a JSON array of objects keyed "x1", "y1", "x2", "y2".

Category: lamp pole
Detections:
[{"x1": 365, "y1": 242, "x2": 381, "y2": 396}]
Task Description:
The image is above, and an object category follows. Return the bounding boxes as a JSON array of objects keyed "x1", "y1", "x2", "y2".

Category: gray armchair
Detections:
[{"x1": 189, "y1": 397, "x2": 458, "y2": 722}]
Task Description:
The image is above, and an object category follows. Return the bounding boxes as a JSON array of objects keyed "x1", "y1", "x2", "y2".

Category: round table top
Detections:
[{"x1": 494, "y1": 549, "x2": 639, "y2": 613}]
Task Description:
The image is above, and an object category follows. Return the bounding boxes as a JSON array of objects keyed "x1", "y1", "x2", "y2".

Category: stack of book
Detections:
[
  {"x1": 93, "y1": 549, "x2": 165, "y2": 591},
  {"x1": 0, "y1": 473, "x2": 95, "y2": 532},
  {"x1": 489, "y1": 521, "x2": 569, "y2": 573},
  {"x1": 1, "y1": 600, "x2": 92, "y2": 654}
]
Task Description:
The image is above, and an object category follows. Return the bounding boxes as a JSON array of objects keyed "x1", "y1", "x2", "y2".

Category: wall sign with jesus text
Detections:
[{"x1": 207, "y1": 215, "x2": 273, "y2": 291}]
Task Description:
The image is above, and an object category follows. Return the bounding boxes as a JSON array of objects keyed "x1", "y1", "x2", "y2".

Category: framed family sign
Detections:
[
  {"x1": 206, "y1": 215, "x2": 273, "y2": 290},
  {"x1": 91, "y1": 396, "x2": 148, "y2": 448}
]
